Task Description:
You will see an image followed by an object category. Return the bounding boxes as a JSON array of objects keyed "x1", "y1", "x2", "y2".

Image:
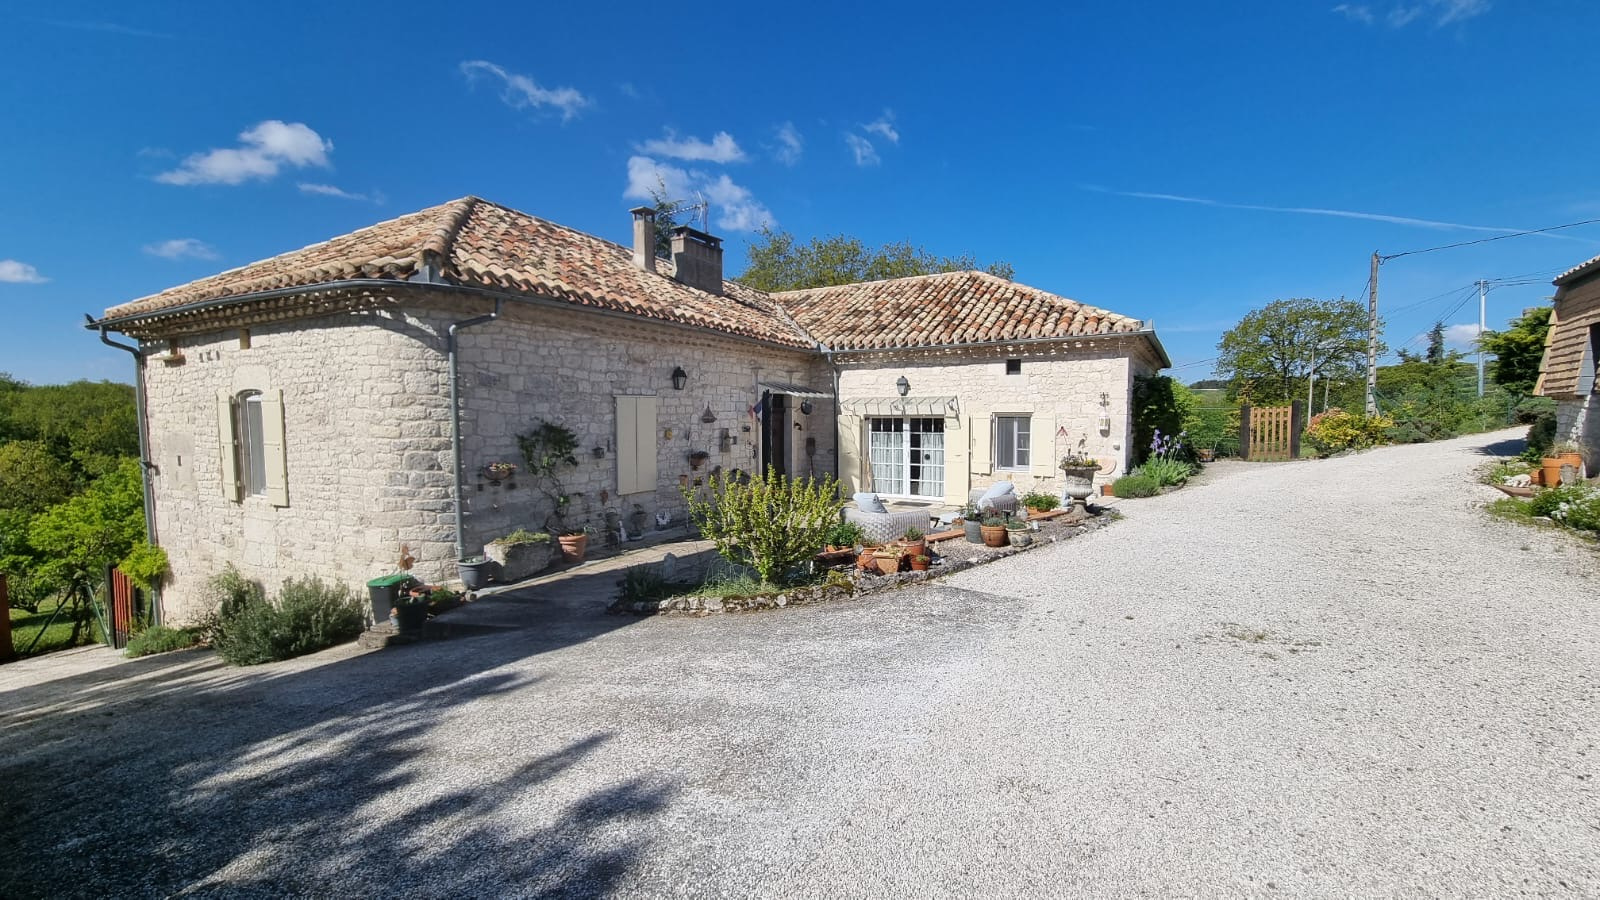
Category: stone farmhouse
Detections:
[
  {"x1": 91, "y1": 197, "x2": 1168, "y2": 622},
  {"x1": 1537, "y1": 251, "x2": 1600, "y2": 469}
]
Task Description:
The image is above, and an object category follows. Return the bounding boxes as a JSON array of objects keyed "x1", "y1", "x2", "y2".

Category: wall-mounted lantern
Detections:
[
  {"x1": 895, "y1": 375, "x2": 910, "y2": 397},
  {"x1": 1098, "y1": 392, "x2": 1112, "y2": 434},
  {"x1": 670, "y1": 366, "x2": 688, "y2": 390},
  {"x1": 701, "y1": 404, "x2": 717, "y2": 424},
  {"x1": 800, "y1": 399, "x2": 814, "y2": 416}
]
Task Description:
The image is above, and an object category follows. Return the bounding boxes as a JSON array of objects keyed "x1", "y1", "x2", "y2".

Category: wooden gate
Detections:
[
  {"x1": 108, "y1": 568, "x2": 140, "y2": 650},
  {"x1": 1239, "y1": 402, "x2": 1304, "y2": 461}
]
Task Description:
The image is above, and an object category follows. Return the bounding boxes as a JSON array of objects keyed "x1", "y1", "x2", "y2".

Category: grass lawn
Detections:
[{"x1": 8, "y1": 593, "x2": 102, "y2": 658}]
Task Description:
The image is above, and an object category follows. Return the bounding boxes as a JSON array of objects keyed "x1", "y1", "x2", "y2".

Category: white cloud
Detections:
[
  {"x1": 623, "y1": 156, "x2": 775, "y2": 232},
  {"x1": 143, "y1": 239, "x2": 218, "y2": 261},
  {"x1": 460, "y1": 60, "x2": 589, "y2": 120},
  {"x1": 700, "y1": 174, "x2": 776, "y2": 232},
  {"x1": 1444, "y1": 322, "x2": 1484, "y2": 350},
  {"x1": 0, "y1": 260, "x2": 47, "y2": 283},
  {"x1": 625, "y1": 156, "x2": 693, "y2": 203},
  {"x1": 157, "y1": 120, "x2": 332, "y2": 186},
  {"x1": 1335, "y1": 0, "x2": 1490, "y2": 28},
  {"x1": 845, "y1": 133, "x2": 879, "y2": 166},
  {"x1": 637, "y1": 130, "x2": 746, "y2": 163},
  {"x1": 773, "y1": 122, "x2": 803, "y2": 165},
  {"x1": 298, "y1": 182, "x2": 380, "y2": 203},
  {"x1": 1332, "y1": 4, "x2": 1375, "y2": 24},
  {"x1": 37, "y1": 18, "x2": 174, "y2": 39},
  {"x1": 863, "y1": 111, "x2": 899, "y2": 144}
]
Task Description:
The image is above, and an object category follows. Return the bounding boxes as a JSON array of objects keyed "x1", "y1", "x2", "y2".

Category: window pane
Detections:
[
  {"x1": 995, "y1": 417, "x2": 1015, "y2": 470},
  {"x1": 1016, "y1": 417, "x2": 1030, "y2": 468},
  {"x1": 242, "y1": 394, "x2": 267, "y2": 496}
]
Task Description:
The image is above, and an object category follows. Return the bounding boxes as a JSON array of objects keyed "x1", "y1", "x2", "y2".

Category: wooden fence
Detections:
[{"x1": 1239, "y1": 402, "x2": 1304, "y2": 461}]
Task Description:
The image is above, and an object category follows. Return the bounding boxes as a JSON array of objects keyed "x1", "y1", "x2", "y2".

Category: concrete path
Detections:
[{"x1": 2, "y1": 428, "x2": 1595, "y2": 898}]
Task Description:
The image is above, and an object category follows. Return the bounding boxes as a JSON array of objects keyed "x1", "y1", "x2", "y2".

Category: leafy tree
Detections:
[
  {"x1": 645, "y1": 179, "x2": 686, "y2": 260},
  {"x1": 29, "y1": 459, "x2": 147, "y2": 591},
  {"x1": 1478, "y1": 306, "x2": 1552, "y2": 396},
  {"x1": 736, "y1": 227, "x2": 1015, "y2": 291},
  {"x1": 0, "y1": 379, "x2": 137, "y2": 468},
  {"x1": 1215, "y1": 298, "x2": 1377, "y2": 405},
  {"x1": 0, "y1": 440, "x2": 75, "y2": 514}
]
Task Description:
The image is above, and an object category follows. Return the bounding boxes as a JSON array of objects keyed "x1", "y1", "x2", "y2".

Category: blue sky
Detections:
[{"x1": 4, "y1": 0, "x2": 1598, "y2": 385}]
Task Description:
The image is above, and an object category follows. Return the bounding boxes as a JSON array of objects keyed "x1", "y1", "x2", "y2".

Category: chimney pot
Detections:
[{"x1": 629, "y1": 206, "x2": 656, "y2": 273}]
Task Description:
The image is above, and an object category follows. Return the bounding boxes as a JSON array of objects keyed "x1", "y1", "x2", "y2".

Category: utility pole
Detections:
[
  {"x1": 1366, "y1": 252, "x2": 1380, "y2": 416},
  {"x1": 1477, "y1": 279, "x2": 1487, "y2": 397}
]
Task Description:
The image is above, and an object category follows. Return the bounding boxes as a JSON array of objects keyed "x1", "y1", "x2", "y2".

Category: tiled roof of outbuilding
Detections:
[
  {"x1": 102, "y1": 197, "x2": 815, "y2": 349},
  {"x1": 772, "y1": 270, "x2": 1146, "y2": 351},
  {"x1": 1555, "y1": 252, "x2": 1600, "y2": 286}
]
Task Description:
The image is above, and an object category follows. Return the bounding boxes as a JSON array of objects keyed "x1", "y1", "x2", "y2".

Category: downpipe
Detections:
[
  {"x1": 97, "y1": 323, "x2": 161, "y2": 625},
  {"x1": 448, "y1": 300, "x2": 502, "y2": 562}
]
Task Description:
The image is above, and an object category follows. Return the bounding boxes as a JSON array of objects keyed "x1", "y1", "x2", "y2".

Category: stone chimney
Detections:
[
  {"x1": 670, "y1": 226, "x2": 724, "y2": 296},
  {"x1": 629, "y1": 206, "x2": 656, "y2": 273}
]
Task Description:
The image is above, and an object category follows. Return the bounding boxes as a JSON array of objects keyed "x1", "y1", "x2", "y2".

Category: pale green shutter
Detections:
[
  {"x1": 837, "y1": 413, "x2": 863, "y2": 493},
  {"x1": 217, "y1": 391, "x2": 241, "y2": 502},
  {"x1": 616, "y1": 396, "x2": 658, "y2": 495},
  {"x1": 1029, "y1": 413, "x2": 1056, "y2": 477},
  {"x1": 262, "y1": 389, "x2": 289, "y2": 507},
  {"x1": 969, "y1": 407, "x2": 992, "y2": 477}
]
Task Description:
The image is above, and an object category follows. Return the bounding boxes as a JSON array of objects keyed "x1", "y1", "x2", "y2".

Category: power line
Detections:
[{"x1": 1381, "y1": 217, "x2": 1600, "y2": 262}]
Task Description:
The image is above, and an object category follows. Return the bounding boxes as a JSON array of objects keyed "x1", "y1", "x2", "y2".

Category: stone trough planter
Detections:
[{"x1": 484, "y1": 537, "x2": 555, "y2": 582}]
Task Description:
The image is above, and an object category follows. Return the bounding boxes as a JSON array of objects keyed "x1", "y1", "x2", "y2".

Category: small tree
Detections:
[
  {"x1": 681, "y1": 468, "x2": 843, "y2": 585},
  {"x1": 517, "y1": 420, "x2": 582, "y2": 533},
  {"x1": 1478, "y1": 306, "x2": 1552, "y2": 397}
]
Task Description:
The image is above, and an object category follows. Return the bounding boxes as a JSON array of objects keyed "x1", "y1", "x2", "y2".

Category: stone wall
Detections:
[
  {"x1": 138, "y1": 289, "x2": 835, "y2": 622},
  {"x1": 451, "y1": 298, "x2": 833, "y2": 554},
  {"x1": 835, "y1": 338, "x2": 1149, "y2": 504},
  {"x1": 141, "y1": 302, "x2": 457, "y2": 624}
]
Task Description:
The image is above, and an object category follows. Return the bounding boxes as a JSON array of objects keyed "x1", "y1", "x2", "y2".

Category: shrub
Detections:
[
  {"x1": 1305, "y1": 409, "x2": 1393, "y2": 455},
  {"x1": 1137, "y1": 457, "x2": 1192, "y2": 487},
  {"x1": 903, "y1": 526, "x2": 924, "y2": 541},
  {"x1": 1530, "y1": 483, "x2": 1598, "y2": 523},
  {"x1": 118, "y1": 541, "x2": 169, "y2": 590},
  {"x1": 1525, "y1": 410, "x2": 1557, "y2": 459},
  {"x1": 682, "y1": 467, "x2": 843, "y2": 584},
  {"x1": 124, "y1": 625, "x2": 197, "y2": 658},
  {"x1": 209, "y1": 574, "x2": 364, "y2": 666},
  {"x1": 619, "y1": 566, "x2": 670, "y2": 603},
  {"x1": 1021, "y1": 491, "x2": 1059, "y2": 511},
  {"x1": 823, "y1": 520, "x2": 866, "y2": 549},
  {"x1": 1112, "y1": 472, "x2": 1161, "y2": 498}
]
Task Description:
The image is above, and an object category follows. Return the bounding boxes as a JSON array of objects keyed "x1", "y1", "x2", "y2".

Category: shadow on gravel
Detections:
[
  {"x1": 1473, "y1": 435, "x2": 1527, "y2": 457},
  {"x1": 0, "y1": 567, "x2": 673, "y2": 898}
]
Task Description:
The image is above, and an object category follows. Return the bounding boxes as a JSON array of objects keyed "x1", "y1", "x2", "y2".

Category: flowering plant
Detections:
[{"x1": 482, "y1": 461, "x2": 518, "y2": 481}]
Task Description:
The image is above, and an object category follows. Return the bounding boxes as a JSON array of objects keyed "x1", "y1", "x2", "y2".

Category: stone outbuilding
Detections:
[
  {"x1": 1537, "y1": 251, "x2": 1600, "y2": 469},
  {"x1": 91, "y1": 196, "x2": 1166, "y2": 623}
]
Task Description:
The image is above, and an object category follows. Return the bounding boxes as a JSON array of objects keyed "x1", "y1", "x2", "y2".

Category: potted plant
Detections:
[
  {"x1": 1544, "y1": 442, "x2": 1584, "y2": 486},
  {"x1": 688, "y1": 450, "x2": 711, "y2": 471},
  {"x1": 485, "y1": 528, "x2": 554, "y2": 581},
  {"x1": 1021, "y1": 491, "x2": 1060, "y2": 515},
  {"x1": 871, "y1": 542, "x2": 905, "y2": 575},
  {"x1": 481, "y1": 461, "x2": 518, "y2": 483},
  {"x1": 910, "y1": 553, "x2": 931, "y2": 571},
  {"x1": 558, "y1": 528, "x2": 590, "y2": 564},
  {"x1": 980, "y1": 516, "x2": 1009, "y2": 548},
  {"x1": 393, "y1": 585, "x2": 431, "y2": 635},
  {"x1": 961, "y1": 505, "x2": 984, "y2": 544},
  {"x1": 824, "y1": 520, "x2": 867, "y2": 553},
  {"x1": 457, "y1": 555, "x2": 493, "y2": 591},
  {"x1": 1058, "y1": 452, "x2": 1099, "y2": 512},
  {"x1": 902, "y1": 526, "x2": 927, "y2": 558},
  {"x1": 1006, "y1": 520, "x2": 1032, "y2": 547}
]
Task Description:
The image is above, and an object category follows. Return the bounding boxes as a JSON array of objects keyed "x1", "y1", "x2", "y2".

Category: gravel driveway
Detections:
[{"x1": 3, "y1": 427, "x2": 1595, "y2": 898}]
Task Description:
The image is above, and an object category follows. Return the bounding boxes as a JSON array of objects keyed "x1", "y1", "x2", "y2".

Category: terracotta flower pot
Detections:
[
  {"x1": 557, "y1": 533, "x2": 588, "y2": 563},
  {"x1": 903, "y1": 539, "x2": 927, "y2": 558},
  {"x1": 873, "y1": 551, "x2": 903, "y2": 575},
  {"x1": 910, "y1": 556, "x2": 931, "y2": 571},
  {"x1": 980, "y1": 524, "x2": 1008, "y2": 547},
  {"x1": 1542, "y1": 458, "x2": 1567, "y2": 488}
]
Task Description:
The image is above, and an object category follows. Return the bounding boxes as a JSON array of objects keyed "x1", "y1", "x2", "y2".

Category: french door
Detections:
[{"x1": 868, "y1": 417, "x2": 945, "y2": 498}]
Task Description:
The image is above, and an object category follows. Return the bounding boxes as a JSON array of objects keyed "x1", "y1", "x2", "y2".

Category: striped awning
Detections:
[
  {"x1": 842, "y1": 396, "x2": 960, "y2": 417},
  {"x1": 758, "y1": 380, "x2": 831, "y2": 398}
]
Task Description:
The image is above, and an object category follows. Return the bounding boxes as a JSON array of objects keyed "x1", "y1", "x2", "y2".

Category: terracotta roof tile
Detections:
[
  {"x1": 104, "y1": 197, "x2": 813, "y2": 349},
  {"x1": 772, "y1": 271, "x2": 1144, "y2": 350}
]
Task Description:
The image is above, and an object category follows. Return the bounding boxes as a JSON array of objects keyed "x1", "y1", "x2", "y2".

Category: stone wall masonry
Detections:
[
  {"x1": 142, "y1": 303, "x2": 458, "y2": 623},
  {"x1": 837, "y1": 342, "x2": 1136, "y2": 500},
  {"x1": 445, "y1": 297, "x2": 836, "y2": 556}
]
